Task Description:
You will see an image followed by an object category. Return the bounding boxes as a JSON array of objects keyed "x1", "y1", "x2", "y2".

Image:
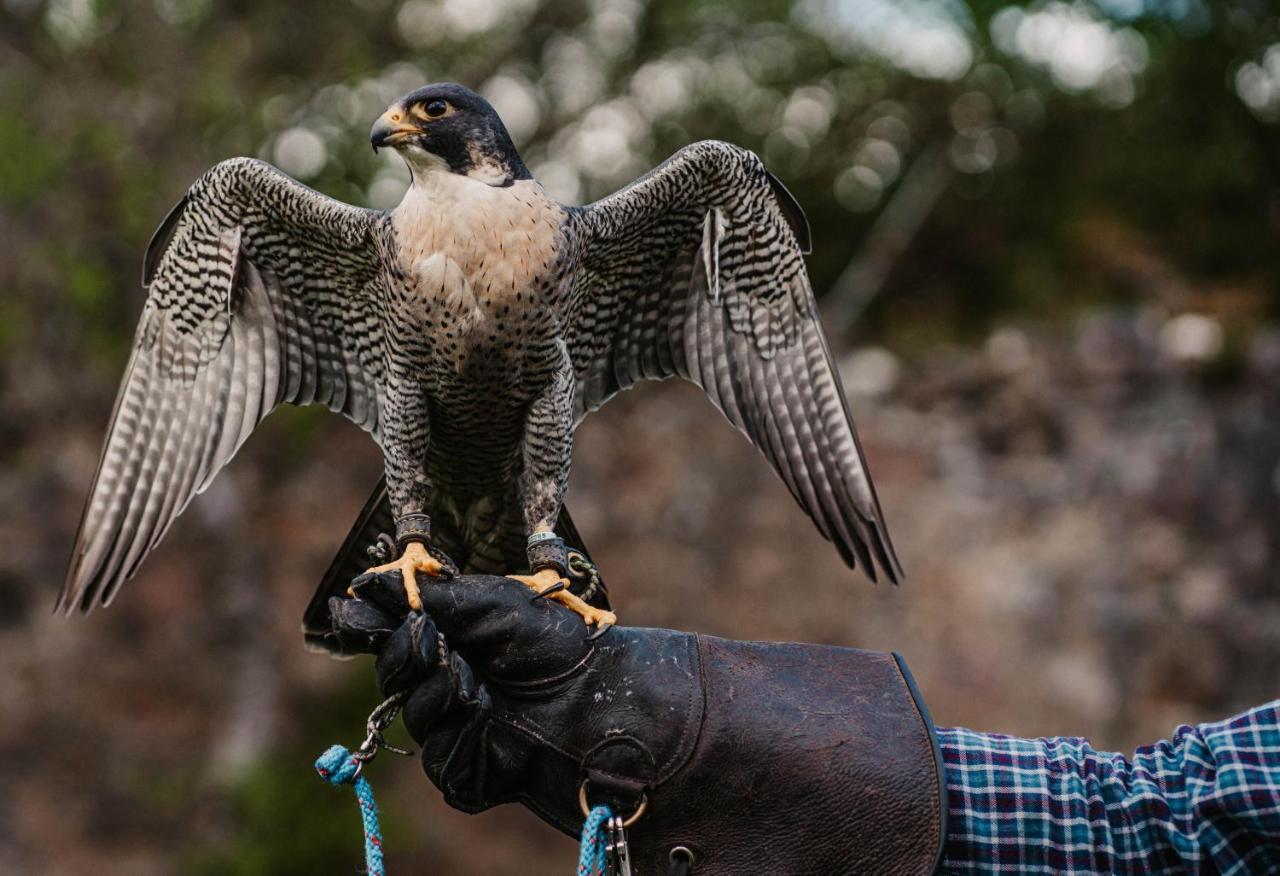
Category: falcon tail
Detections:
[{"x1": 302, "y1": 477, "x2": 608, "y2": 655}]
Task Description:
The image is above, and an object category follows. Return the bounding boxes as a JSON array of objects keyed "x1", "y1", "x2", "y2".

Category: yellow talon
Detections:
[
  {"x1": 507, "y1": 568, "x2": 618, "y2": 629},
  {"x1": 355, "y1": 541, "x2": 443, "y2": 611}
]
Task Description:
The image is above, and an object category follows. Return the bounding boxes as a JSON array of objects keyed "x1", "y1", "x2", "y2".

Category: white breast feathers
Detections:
[{"x1": 391, "y1": 175, "x2": 563, "y2": 317}]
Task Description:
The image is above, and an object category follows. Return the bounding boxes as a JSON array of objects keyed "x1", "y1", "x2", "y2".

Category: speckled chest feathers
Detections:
[{"x1": 383, "y1": 173, "x2": 569, "y2": 402}]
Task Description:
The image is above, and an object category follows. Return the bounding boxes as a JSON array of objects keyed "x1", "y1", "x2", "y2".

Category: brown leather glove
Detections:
[{"x1": 331, "y1": 572, "x2": 946, "y2": 875}]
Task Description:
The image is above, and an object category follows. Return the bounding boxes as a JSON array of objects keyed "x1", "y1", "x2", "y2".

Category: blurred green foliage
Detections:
[
  {"x1": 3, "y1": 0, "x2": 1280, "y2": 868},
  {"x1": 3, "y1": 0, "x2": 1278, "y2": 367},
  {"x1": 181, "y1": 673, "x2": 413, "y2": 875},
  {"x1": 0, "y1": 109, "x2": 63, "y2": 207}
]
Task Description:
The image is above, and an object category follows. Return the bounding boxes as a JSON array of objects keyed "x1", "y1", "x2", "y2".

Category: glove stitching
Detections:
[
  {"x1": 892, "y1": 655, "x2": 946, "y2": 876},
  {"x1": 438, "y1": 689, "x2": 492, "y2": 809},
  {"x1": 581, "y1": 736, "x2": 658, "y2": 790},
  {"x1": 486, "y1": 637, "x2": 705, "y2": 788},
  {"x1": 436, "y1": 714, "x2": 585, "y2": 837},
  {"x1": 486, "y1": 709, "x2": 588, "y2": 765},
  {"x1": 653, "y1": 633, "x2": 705, "y2": 782},
  {"x1": 483, "y1": 645, "x2": 597, "y2": 691},
  {"x1": 481, "y1": 650, "x2": 622, "y2": 754}
]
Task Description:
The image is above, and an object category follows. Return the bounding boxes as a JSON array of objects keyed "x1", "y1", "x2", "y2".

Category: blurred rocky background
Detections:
[{"x1": 2, "y1": 0, "x2": 1279, "y2": 872}]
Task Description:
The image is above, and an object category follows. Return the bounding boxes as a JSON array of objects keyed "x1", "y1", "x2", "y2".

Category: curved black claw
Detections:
[
  {"x1": 585, "y1": 619, "x2": 614, "y2": 642},
  {"x1": 530, "y1": 580, "x2": 567, "y2": 602},
  {"x1": 432, "y1": 548, "x2": 460, "y2": 579}
]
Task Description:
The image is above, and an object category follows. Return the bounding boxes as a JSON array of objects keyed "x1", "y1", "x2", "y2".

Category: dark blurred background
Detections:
[{"x1": 2, "y1": 0, "x2": 1279, "y2": 872}]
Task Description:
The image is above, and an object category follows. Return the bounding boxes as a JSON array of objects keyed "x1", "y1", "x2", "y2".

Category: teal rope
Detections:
[
  {"x1": 317, "y1": 738, "x2": 613, "y2": 876},
  {"x1": 578, "y1": 805, "x2": 613, "y2": 876},
  {"x1": 315, "y1": 744, "x2": 385, "y2": 876}
]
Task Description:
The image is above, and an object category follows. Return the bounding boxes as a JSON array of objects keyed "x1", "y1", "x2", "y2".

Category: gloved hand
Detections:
[{"x1": 331, "y1": 572, "x2": 945, "y2": 876}]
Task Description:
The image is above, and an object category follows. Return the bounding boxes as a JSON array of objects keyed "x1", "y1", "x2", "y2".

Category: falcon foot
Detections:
[
  {"x1": 507, "y1": 568, "x2": 617, "y2": 637},
  {"x1": 357, "y1": 541, "x2": 444, "y2": 611}
]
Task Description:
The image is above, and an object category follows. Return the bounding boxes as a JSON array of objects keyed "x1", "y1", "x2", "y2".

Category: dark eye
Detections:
[{"x1": 424, "y1": 99, "x2": 449, "y2": 119}]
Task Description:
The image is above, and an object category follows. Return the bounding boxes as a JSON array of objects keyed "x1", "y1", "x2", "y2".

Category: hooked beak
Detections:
[{"x1": 370, "y1": 108, "x2": 420, "y2": 152}]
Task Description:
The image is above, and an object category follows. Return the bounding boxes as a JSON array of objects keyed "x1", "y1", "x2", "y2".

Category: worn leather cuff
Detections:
[
  {"x1": 472, "y1": 630, "x2": 945, "y2": 874},
  {"x1": 395, "y1": 512, "x2": 432, "y2": 550},
  {"x1": 621, "y1": 640, "x2": 946, "y2": 875},
  {"x1": 527, "y1": 536, "x2": 569, "y2": 577}
]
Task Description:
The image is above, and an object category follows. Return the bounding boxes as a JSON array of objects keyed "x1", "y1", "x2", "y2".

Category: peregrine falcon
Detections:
[{"x1": 61, "y1": 83, "x2": 901, "y2": 649}]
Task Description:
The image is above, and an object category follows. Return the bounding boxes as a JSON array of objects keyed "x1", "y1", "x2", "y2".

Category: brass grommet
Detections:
[{"x1": 577, "y1": 779, "x2": 649, "y2": 828}]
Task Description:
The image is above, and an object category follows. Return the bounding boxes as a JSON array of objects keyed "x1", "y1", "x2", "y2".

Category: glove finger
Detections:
[
  {"x1": 420, "y1": 574, "x2": 593, "y2": 682},
  {"x1": 329, "y1": 596, "x2": 400, "y2": 653},
  {"x1": 401, "y1": 652, "x2": 472, "y2": 748},
  {"x1": 414, "y1": 653, "x2": 483, "y2": 783},
  {"x1": 350, "y1": 570, "x2": 414, "y2": 618},
  {"x1": 375, "y1": 611, "x2": 441, "y2": 696}
]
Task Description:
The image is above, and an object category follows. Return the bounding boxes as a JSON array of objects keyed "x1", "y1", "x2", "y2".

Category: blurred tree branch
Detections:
[{"x1": 823, "y1": 143, "x2": 954, "y2": 335}]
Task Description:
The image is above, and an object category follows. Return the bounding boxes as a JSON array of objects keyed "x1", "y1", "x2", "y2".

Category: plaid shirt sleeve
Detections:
[{"x1": 938, "y1": 701, "x2": 1280, "y2": 874}]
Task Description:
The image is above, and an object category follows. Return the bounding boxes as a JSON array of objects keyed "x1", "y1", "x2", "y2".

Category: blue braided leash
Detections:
[
  {"x1": 315, "y1": 692, "x2": 409, "y2": 875},
  {"x1": 316, "y1": 744, "x2": 386, "y2": 876},
  {"x1": 578, "y1": 804, "x2": 613, "y2": 876},
  {"x1": 317, "y1": 691, "x2": 619, "y2": 876}
]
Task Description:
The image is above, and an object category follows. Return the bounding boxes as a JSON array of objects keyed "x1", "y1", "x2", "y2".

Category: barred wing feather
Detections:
[
  {"x1": 60, "y1": 158, "x2": 387, "y2": 611},
  {"x1": 567, "y1": 141, "x2": 901, "y2": 582}
]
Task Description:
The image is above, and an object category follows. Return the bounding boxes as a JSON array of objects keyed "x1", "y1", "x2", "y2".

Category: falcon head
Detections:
[{"x1": 371, "y1": 83, "x2": 530, "y2": 185}]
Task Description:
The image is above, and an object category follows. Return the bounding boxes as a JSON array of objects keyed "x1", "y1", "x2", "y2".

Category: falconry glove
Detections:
[{"x1": 330, "y1": 573, "x2": 946, "y2": 875}]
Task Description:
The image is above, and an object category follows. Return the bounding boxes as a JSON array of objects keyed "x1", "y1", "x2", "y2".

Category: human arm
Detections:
[{"x1": 937, "y1": 705, "x2": 1280, "y2": 874}]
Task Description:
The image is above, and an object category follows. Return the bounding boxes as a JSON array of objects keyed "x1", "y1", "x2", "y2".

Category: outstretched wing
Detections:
[
  {"x1": 566, "y1": 141, "x2": 901, "y2": 582},
  {"x1": 61, "y1": 158, "x2": 388, "y2": 612}
]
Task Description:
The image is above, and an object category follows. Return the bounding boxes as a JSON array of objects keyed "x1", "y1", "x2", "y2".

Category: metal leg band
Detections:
[
  {"x1": 395, "y1": 512, "x2": 432, "y2": 550},
  {"x1": 527, "y1": 535, "x2": 569, "y2": 577}
]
